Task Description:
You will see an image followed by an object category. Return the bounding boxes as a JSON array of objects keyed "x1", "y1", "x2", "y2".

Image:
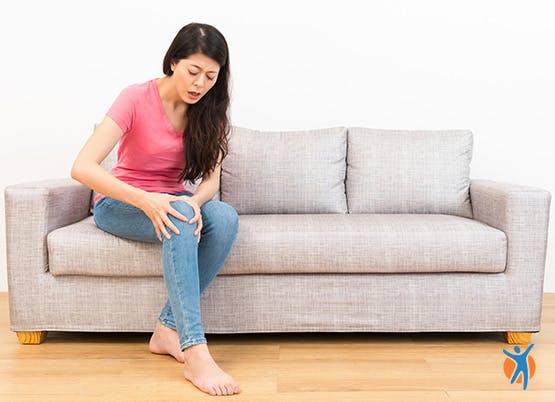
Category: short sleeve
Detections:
[{"x1": 106, "y1": 86, "x2": 136, "y2": 134}]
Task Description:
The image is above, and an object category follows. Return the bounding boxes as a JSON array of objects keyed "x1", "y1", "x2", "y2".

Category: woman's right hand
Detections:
[{"x1": 138, "y1": 192, "x2": 189, "y2": 242}]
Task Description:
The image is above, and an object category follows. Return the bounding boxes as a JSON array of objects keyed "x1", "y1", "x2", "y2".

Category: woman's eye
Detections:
[{"x1": 189, "y1": 71, "x2": 215, "y2": 81}]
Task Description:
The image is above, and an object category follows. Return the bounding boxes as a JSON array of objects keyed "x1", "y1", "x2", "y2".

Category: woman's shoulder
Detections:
[
  {"x1": 112, "y1": 78, "x2": 157, "y2": 110},
  {"x1": 107, "y1": 79, "x2": 157, "y2": 131},
  {"x1": 119, "y1": 78, "x2": 154, "y2": 97}
]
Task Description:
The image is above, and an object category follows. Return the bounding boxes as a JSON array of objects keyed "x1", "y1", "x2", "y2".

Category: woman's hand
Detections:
[
  {"x1": 174, "y1": 194, "x2": 203, "y2": 243},
  {"x1": 138, "y1": 192, "x2": 200, "y2": 243}
]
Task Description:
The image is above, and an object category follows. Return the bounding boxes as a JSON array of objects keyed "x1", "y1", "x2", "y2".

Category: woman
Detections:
[{"x1": 71, "y1": 22, "x2": 241, "y2": 397}]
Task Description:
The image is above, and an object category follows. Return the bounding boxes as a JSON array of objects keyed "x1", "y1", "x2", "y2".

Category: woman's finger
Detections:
[
  {"x1": 154, "y1": 222, "x2": 163, "y2": 242},
  {"x1": 176, "y1": 197, "x2": 200, "y2": 224},
  {"x1": 160, "y1": 212, "x2": 181, "y2": 235},
  {"x1": 168, "y1": 204, "x2": 189, "y2": 222},
  {"x1": 194, "y1": 219, "x2": 203, "y2": 236},
  {"x1": 190, "y1": 208, "x2": 201, "y2": 224},
  {"x1": 155, "y1": 214, "x2": 172, "y2": 239},
  {"x1": 188, "y1": 213, "x2": 197, "y2": 224}
]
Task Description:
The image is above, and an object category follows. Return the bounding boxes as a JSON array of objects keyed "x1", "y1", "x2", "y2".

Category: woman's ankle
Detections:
[{"x1": 183, "y1": 342, "x2": 210, "y2": 359}]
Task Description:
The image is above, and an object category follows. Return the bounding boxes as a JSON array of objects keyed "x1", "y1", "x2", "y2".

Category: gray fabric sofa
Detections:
[{"x1": 5, "y1": 126, "x2": 551, "y2": 346}]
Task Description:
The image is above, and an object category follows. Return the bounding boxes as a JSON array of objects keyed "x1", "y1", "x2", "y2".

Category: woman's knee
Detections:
[
  {"x1": 168, "y1": 201, "x2": 197, "y2": 230},
  {"x1": 201, "y1": 200, "x2": 239, "y2": 231}
]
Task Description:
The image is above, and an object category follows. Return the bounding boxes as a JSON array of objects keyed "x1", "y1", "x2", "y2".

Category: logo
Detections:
[{"x1": 502, "y1": 343, "x2": 536, "y2": 390}]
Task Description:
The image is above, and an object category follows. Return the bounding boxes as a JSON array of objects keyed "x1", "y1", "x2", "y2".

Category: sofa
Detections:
[{"x1": 5, "y1": 126, "x2": 552, "y2": 346}]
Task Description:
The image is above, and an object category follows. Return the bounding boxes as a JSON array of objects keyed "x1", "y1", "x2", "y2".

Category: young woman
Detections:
[{"x1": 71, "y1": 22, "x2": 241, "y2": 397}]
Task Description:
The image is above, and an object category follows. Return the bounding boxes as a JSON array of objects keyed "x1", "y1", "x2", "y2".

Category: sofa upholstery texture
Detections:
[{"x1": 4, "y1": 126, "x2": 551, "y2": 341}]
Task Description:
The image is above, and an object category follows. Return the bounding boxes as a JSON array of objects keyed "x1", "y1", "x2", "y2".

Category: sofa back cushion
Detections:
[
  {"x1": 221, "y1": 126, "x2": 348, "y2": 214},
  {"x1": 346, "y1": 128, "x2": 473, "y2": 218}
]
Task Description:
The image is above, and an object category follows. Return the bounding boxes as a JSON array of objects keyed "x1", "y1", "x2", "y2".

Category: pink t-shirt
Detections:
[{"x1": 93, "y1": 78, "x2": 190, "y2": 204}]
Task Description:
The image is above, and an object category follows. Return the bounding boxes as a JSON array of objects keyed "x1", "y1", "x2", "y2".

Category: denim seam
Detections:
[
  {"x1": 167, "y1": 237, "x2": 185, "y2": 342},
  {"x1": 167, "y1": 232, "x2": 206, "y2": 350}
]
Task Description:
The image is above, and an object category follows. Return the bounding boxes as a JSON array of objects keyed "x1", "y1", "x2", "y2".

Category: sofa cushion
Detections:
[
  {"x1": 346, "y1": 128, "x2": 473, "y2": 218},
  {"x1": 47, "y1": 214, "x2": 506, "y2": 276},
  {"x1": 220, "y1": 126, "x2": 348, "y2": 214}
]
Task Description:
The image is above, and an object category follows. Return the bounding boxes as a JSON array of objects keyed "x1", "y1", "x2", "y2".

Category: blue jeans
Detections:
[{"x1": 92, "y1": 190, "x2": 239, "y2": 351}]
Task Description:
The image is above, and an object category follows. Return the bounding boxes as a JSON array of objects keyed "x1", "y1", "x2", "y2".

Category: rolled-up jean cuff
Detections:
[
  {"x1": 181, "y1": 338, "x2": 208, "y2": 351},
  {"x1": 158, "y1": 318, "x2": 177, "y2": 331}
]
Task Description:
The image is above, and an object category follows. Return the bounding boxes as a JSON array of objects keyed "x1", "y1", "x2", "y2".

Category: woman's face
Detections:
[{"x1": 170, "y1": 53, "x2": 220, "y2": 104}]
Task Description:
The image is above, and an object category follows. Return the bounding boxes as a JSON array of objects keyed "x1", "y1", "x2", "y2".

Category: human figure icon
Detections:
[{"x1": 503, "y1": 343, "x2": 535, "y2": 390}]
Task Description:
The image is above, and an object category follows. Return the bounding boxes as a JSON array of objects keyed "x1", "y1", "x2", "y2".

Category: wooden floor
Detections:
[{"x1": 1, "y1": 292, "x2": 554, "y2": 401}]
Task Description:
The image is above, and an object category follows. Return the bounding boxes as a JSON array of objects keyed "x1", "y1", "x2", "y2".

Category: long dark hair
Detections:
[{"x1": 162, "y1": 22, "x2": 231, "y2": 184}]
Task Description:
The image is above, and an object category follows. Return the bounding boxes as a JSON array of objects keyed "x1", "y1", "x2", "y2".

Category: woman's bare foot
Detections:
[
  {"x1": 149, "y1": 321, "x2": 184, "y2": 363},
  {"x1": 183, "y1": 342, "x2": 241, "y2": 396}
]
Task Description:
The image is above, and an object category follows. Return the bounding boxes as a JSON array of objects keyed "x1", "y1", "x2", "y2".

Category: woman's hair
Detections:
[{"x1": 162, "y1": 22, "x2": 231, "y2": 184}]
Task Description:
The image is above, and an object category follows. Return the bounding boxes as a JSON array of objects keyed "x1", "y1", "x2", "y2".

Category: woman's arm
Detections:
[
  {"x1": 189, "y1": 150, "x2": 222, "y2": 208},
  {"x1": 70, "y1": 115, "x2": 147, "y2": 209}
]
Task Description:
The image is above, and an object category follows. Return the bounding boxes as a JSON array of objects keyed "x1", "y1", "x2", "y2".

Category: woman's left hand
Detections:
[{"x1": 175, "y1": 195, "x2": 203, "y2": 243}]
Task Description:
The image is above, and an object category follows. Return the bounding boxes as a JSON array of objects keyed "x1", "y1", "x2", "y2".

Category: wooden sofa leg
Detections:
[
  {"x1": 503, "y1": 331, "x2": 532, "y2": 344},
  {"x1": 16, "y1": 331, "x2": 48, "y2": 345}
]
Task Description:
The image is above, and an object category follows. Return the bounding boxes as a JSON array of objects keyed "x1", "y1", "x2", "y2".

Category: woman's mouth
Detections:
[{"x1": 188, "y1": 91, "x2": 200, "y2": 100}]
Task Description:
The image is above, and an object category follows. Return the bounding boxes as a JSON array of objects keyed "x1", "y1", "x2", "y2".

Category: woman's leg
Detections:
[
  {"x1": 93, "y1": 192, "x2": 241, "y2": 396},
  {"x1": 92, "y1": 192, "x2": 238, "y2": 351},
  {"x1": 158, "y1": 195, "x2": 239, "y2": 332}
]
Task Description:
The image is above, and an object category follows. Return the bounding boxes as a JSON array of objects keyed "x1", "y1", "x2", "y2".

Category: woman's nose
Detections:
[{"x1": 194, "y1": 76, "x2": 205, "y2": 88}]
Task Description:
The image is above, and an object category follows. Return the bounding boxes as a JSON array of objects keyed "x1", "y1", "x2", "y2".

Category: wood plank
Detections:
[{"x1": 1, "y1": 292, "x2": 554, "y2": 400}]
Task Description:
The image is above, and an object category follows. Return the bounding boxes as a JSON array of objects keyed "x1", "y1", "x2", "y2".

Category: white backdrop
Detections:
[{"x1": 1, "y1": 0, "x2": 554, "y2": 291}]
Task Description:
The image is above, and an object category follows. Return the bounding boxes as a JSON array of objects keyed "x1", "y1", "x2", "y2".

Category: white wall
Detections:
[{"x1": 1, "y1": 0, "x2": 554, "y2": 291}]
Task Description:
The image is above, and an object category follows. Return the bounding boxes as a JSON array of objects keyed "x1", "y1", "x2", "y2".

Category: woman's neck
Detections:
[{"x1": 156, "y1": 76, "x2": 188, "y2": 113}]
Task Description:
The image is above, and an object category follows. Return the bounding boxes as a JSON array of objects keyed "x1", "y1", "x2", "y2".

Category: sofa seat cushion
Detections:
[{"x1": 47, "y1": 214, "x2": 506, "y2": 277}]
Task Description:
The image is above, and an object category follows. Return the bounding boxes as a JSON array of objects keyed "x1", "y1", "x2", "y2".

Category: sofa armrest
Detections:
[
  {"x1": 470, "y1": 179, "x2": 551, "y2": 278},
  {"x1": 4, "y1": 178, "x2": 92, "y2": 276}
]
